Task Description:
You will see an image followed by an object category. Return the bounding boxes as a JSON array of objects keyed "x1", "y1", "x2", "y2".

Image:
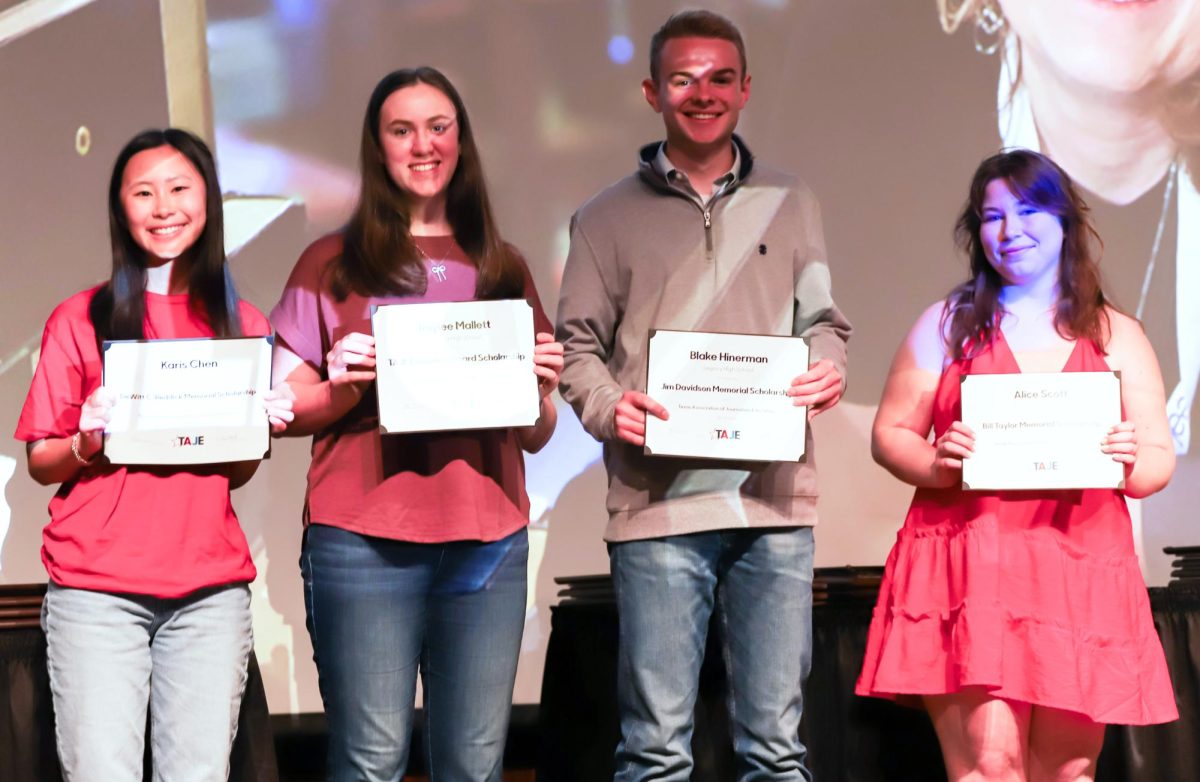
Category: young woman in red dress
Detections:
[{"x1": 857, "y1": 149, "x2": 1177, "y2": 782}]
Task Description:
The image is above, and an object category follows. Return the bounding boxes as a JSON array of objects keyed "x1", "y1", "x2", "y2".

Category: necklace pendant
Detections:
[{"x1": 431, "y1": 262, "x2": 447, "y2": 282}]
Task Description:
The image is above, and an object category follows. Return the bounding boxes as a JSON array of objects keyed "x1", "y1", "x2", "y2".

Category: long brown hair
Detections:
[
  {"x1": 332, "y1": 67, "x2": 523, "y2": 301},
  {"x1": 943, "y1": 149, "x2": 1110, "y2": 359},
  {"x1": 89, "y1": 128, "x2": 242, "y2": 342}
]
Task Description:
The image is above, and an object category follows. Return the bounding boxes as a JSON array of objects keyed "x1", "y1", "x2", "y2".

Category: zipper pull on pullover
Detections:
[{"x1": 703, "y1": 209, "x2": 713, "y2": 258}]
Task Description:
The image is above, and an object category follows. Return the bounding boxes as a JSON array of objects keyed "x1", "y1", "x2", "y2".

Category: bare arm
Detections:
[
  {"x1": 27, "y1": 435, "x2": 99, "y2": 485},
  {"x1": 26, "y1": 388, "x2": 280, "y2": 488},
  {"x1": 517, "y1": 333, "x2": 562, "y2": 453},
  {"x1": 272, "y1": 335, "x2": 375, "y2": 438},
  {"x1": 25, "y1": 386, "x2": 114, "y2": 485},
  {"x1": 871, "y1": 303, "x2": 974, "y2": 488},
  {"x1": 1103, "y1": 312, "x2": 1175, "y2": 498}
]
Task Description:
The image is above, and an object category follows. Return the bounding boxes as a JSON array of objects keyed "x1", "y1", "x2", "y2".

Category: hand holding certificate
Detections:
[
  {"x1": 372, "y1": 299, "x2": 538, "y2": 433},
  {"x1": 102, "y1": 336, "x2": 273, "y2": 465},
  {"x1": 644, "y1": 330, "x2": 808, "y2": 462},
  {"x1": 960, "y1": 371, "x2": 1124, "y2": 490}
]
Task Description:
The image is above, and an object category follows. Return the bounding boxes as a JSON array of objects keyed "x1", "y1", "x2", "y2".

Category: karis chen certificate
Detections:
[
  {"x1": 372, "y1": 299, "x2": 538, "y2": 434},
  {"x1": 960, "y1": 371, "x2": 1124, "y2": 491},
  {"x1": 644, "y1": 330, "x2": 809, "y2": 462},
  {"x1": 102, "y1": 336, "x2": 272, "y2": 465}
]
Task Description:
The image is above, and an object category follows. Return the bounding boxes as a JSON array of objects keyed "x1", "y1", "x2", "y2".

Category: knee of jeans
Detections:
[{"x1": 328, "y1": 710, "x2": 413, "y2": 779}]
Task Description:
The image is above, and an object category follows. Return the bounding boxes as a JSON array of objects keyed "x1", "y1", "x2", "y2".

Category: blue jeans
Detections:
[
  {"x1": 610, "y1": 527, "x2": 815, "y2": 782},
  {"x1": 301, "y1": 524, "x2": 528, "y2": 782},
  {"x1": 41, "y1": 582, "x2": 253, "y2": 782}
]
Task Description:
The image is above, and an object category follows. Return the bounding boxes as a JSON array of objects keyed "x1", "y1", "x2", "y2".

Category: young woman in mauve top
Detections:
[
  {"x1": 15, "y1": 127, "x2": 294, "y2": 781},
  {"x1": 270, "y1": 67, "x2": 562, "y2": 781}
]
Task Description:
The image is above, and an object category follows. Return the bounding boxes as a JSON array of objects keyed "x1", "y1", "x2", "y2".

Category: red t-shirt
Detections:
[
  {"x1": 270, "y1": 233, "x2": 552, "y2": 543},
  {"x1": 14, "y1": 286, "x2": 269, "y2": 598}
]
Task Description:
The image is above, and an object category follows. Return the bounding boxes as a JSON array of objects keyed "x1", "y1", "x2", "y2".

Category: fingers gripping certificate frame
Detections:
[
  {"x1": 644, "y1": 329, "x2": 809, "y2": 462},
  {"x1": 102, "y1": 336, "x2": 273, "y2": 465},
  {"x1": 960, "y1": 371, "x2": 1124, "y2": 491},
  {"x1": 371, "y1": 299, "x2": 539, "y2": 434}
]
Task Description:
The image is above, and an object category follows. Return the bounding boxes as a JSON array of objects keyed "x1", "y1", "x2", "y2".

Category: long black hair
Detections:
[
  {"x1": 331, "y1": 67, "x2": 523, "y2": 301},
  {"x1": 89, "y1": 128, "x2": 242, "y2": 342}
]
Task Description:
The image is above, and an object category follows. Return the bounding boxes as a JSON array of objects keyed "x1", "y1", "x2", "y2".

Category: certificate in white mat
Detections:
[
  {"x1": 372, "y1": 299, "x2": 538, "y2": 434},
  {"x1": 644, "y1": 329, "x2": 808, "y2": 462},
  {"x1": 102, "y1": 336, "x2": 272, "y2": 465},
  {"x1": 960, "y1": 371, "x2": 1124, "y2": 490}
]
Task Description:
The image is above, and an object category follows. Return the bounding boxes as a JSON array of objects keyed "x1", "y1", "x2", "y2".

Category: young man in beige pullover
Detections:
[{"x1": 555, "y1": 10, "x2": 851, "y2": 781}]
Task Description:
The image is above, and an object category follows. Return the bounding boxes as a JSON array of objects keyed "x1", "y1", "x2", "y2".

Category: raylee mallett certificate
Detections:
[
  {"x1": 102, "y1": 336, "x2": 272, "y2": 465},
  {"x1": 960, "y1": 371, "x2": 1124, "y2": 491},
  {"x1": 644, "y1": 330, "x2": 809, "y2": 462},
  {"x1": 372, "y1": 299, "x2": 538, "y2": 434}
]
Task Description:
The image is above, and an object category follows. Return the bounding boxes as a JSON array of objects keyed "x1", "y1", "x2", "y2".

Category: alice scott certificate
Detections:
[
  {"x1": 960, "y1": 371, "x2": 1124, "y2": 491},
  {"x1": 644, "y1": 330, "x2": 809, "y2": 462},
  {"x1": 372, "y1": 299, "x2": 538, "y2": 434},
  {"x1": 102, "y1": 336, "x2": 272, "y2": 465}
]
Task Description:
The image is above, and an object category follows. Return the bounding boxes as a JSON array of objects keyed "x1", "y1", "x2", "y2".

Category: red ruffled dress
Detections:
[{"x1": 855, "y1": 333, "x2": 1178, "y2": 724}]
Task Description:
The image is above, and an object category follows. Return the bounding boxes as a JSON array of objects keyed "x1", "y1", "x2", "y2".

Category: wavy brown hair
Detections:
[
  {"x1": 89, "y1": 128, "x2": 242, "y2": 343},
  {"x1": 943, "y1": 149, "x2": 1111, "y2": 359},
  {"x1": 331, "y1": 67, "x2": 523, "y2": 301}
]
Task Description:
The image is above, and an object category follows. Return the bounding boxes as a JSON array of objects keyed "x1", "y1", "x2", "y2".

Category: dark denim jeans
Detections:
[
  {"x1": 301, "y1": 524, "x2": 528, "y2": 782},
  {"x1": 610, "y1": 527, "x2": 815, "y2": 782}
]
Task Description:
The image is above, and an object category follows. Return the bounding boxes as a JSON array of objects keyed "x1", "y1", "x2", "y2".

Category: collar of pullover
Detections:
[{"x1": 636, "y1": 134, "x2": 755, "y2": 196}]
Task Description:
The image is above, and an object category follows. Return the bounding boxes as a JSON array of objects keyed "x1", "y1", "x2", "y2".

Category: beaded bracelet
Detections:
[{"x1": 70, "y1": 432, "x2": 95, "y2": 466}]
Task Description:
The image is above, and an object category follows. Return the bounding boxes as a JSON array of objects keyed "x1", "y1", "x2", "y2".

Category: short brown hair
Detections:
[{"x1": 649, "y1": 10, "x2": 747, "y2": 84}]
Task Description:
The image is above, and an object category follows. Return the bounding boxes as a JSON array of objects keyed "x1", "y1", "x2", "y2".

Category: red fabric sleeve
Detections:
[
  {"x1": 237, "y1": 300, "x2": 272, "y2": 339},
  {"x1": 14, "y1": 295, "x2": 98, "y2": 442},
  {"x1": 270, "y1": 234, "x2": 341, "y2": 368}
]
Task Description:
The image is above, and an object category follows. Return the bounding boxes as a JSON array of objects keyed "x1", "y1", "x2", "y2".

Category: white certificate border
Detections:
[
  {"x1": 370, "y1": 299, "x2": 539, "y2": 435},
  {"x1": 642, "y1": 328, "x2": 810, "y2": 464},
  {"x1": 101, "y1": 334, "x2": 275, "y2": 464},
  {"x1": 958, "y1": 369, "x2": 1124, "y2": 492}
]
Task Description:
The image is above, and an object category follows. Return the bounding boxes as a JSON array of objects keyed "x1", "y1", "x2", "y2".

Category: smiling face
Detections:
[
  {"x1": 377, "y1": 82, "x2": 461, "y2": 208},
  {"x1": 120, "y1": 144, "x2": 207, "y2": 265},
  {"x1": 1000, "y1": 0, "x2": 1200, "y2": 94},
  {"x1": 979, "y1": 178, "x2": 1066, "y2": 290},
  {"x1": 643, "y1": 36, "x2": 750, "y2": 159}
]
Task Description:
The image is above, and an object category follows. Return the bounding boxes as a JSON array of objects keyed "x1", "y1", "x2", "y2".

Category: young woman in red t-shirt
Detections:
[
  {"x1": 15, "y1": 128, "x2": 293, "y2": 781},
  {"x1": 271, "y1": 67, "x2": 561, "y2": 780}
]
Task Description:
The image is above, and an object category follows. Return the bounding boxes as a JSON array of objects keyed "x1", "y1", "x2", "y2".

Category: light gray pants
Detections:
[{"x1": 42, "y1": 582, "x2": 253, "y2": 782}]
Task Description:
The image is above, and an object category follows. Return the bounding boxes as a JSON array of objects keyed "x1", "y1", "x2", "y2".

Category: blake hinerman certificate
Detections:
[
  {"x1": 643, "y1": 330, "x2": 808, "y2": 462},
  {"x1": 960, "y1": 371, "x2": 1124, "y2": 491},
  {"x1": 372, "y1": 299, "x2": 538, "y2": 434},
  {"x1": 102, "y1": 336, "x2": 273, "y2": 465}
]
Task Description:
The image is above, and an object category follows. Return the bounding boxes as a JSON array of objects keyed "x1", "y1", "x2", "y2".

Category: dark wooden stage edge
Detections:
[
  {"x1": 4, "y1": 575, "x2": 1197, "y2": 780},
  {"x1": 538, "y1": 569, "x2": 1200, "y2": 782},
  {"x1": 0, "y1": 583, "x2": 277, "y2": 782}
]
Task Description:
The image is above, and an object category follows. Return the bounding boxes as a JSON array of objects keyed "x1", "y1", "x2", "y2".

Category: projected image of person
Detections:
[
  {"x1": 937, "y1": 0, "x2": 1200, "y2": 457},
  {"x1": 13, "y1": 128, "x2": 294, "y2": 781},
  {"x1": 269, "y1": 67, "x2": 562, "y2": 781},
  {"x1": 857, "y1": 150, "x2": 1178, "y2": 781},
  {"x1": 556, "y1": 10, "x2": 851, "y2": 779}
]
